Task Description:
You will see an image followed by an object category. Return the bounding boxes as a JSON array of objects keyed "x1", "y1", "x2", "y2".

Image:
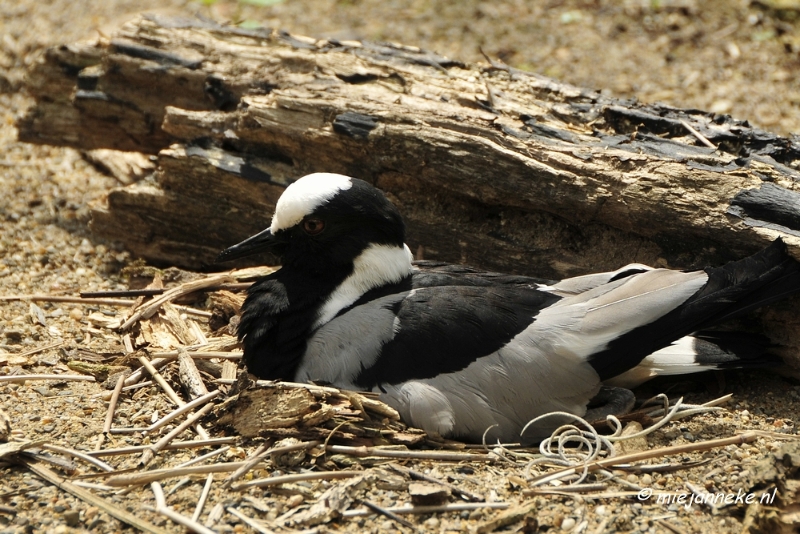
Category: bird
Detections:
[{"x1": 217, "y1": 172, "x2": 800, "y2": 443}]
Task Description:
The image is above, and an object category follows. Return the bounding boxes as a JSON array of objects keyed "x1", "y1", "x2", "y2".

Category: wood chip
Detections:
[
  {"x1": 615, "y1": 421, "x2": 650, "y2": 454},
  {"x1": 216, "y1": 386, "x2": 333, "y2": 437},
  {"x1": 84, "y1": 148, "x2": 155, "y2": 184},
  {"x1": 0, "y1": 408, "x2": 11, "y2": 442},
  {"x1": 178, "y1": 349, "x2": 209, "y2": 398},
  {"x1": 474, "y1": 500, "x2": 538, "y2": 534},
  {"x1": 409, "y1": 482, "x2": 451, "y2": 506}
]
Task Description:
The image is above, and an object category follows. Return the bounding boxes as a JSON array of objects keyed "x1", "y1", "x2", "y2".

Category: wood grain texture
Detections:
[{"x1": 18, "y1": 14, "x2": 800, "y2": 369}]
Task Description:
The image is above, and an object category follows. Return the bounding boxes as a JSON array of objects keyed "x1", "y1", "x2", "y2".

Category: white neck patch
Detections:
[
  {"x1": 314, "y1": 243, "x2": 414, "y2": 329},
  {"x1": 270, "y1": 173, "x2": 353, "y2": 233}
]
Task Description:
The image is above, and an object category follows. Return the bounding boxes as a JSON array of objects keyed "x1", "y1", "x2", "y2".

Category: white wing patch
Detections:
[
  {"x1": 270, "y1": 173, "x2": 353, "y2": 233},
  {"x1": 605, "y1": 336, "x2": 716, "y2": 388},
  {"x1": 381, "y1": 382, "x2": 456, "y2": 437}
]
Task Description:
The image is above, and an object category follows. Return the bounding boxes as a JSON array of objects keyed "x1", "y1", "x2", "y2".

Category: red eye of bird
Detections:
[{"x1": 303, "y1": 218, "x2": 325, "y2": 235}]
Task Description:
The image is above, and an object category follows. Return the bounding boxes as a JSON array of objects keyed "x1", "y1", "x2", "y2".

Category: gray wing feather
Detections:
[
  {"x1": 534, "y1": 269, "x2": 708, "y2": 359},
  {"x1": 541, "y1": 263, "x2": 654, "y2": 296},
  {"x1": 296, "y1": 294, "x2": 404, "y2": 387},
  {"x1": 380, "y1": 269, "x2": 710, "y2": 441}
]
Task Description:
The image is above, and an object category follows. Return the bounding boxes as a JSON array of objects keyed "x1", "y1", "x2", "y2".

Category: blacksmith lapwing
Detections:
[{"x1": 218, "y1": 172, "x2": 800, "y2": 443}]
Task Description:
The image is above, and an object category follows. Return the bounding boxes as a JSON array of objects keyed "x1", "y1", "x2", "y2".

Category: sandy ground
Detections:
[{"x1": 2, "y1": 0, "x2": 800, "y2": 533}]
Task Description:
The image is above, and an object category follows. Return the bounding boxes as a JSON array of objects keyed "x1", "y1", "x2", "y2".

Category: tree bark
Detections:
[{"x1": 19, "y1": 14, "x2": 800, "y2": 369}]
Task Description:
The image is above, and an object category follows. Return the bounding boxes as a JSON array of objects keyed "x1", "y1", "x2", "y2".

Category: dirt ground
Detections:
[{"x1": 2, "y1": 0, "x2": 800, "y2": 533}]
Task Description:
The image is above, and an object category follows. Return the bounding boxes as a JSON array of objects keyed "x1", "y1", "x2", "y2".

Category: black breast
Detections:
[{"x1": 239, "y1": 267, "x2": 346, "y2": 380}]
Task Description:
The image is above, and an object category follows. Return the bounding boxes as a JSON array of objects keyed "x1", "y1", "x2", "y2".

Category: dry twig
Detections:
[
  {"x1": 97, "y1": 374, "x2": 126, "y2": 450},
  {"x1": 226, "y1": 507, "x2": 277, "y2": 534},
  {"x1": 120, "y1": 274, "x2": 234, "y2": 330},
  {"x1": 144, "y1": 390, "x2": 219, "y2": 436},
  {"x1": 151, "y1": 481, "x2": 216, "y2": 534},
  {"x1": 41, "y1": 444, "x2": 114, "y2": 472},
  {"x1": 0, "y1": 374, "x2": 95, "y2": 383},
  {"x1": 137, "y1": 354, "x2": 209, "y2": 440},
  {"x1": 88, "y1": 437, "x2": 237, "y2": 458},
  {"x1": 140, "y1": 403, "x2": 215, "y2": 466},
  {"x1": 231, "y1": 470, "x2": 364, "y2": 491},
  {"x1": 0, "y1": 294, "x2": 210, "y2": 318},
  {"x1": 679, "y1": 119, "x2": 716, "y2": 149},
  {"x1": 361, "y1": 499, "x2": 420, "y2": 531},
  {"x1": 193, "y1": 474, "x2": 215, "y2": 523},
  {"x1": 223, "y1": 440, "x2": 321, "y2": 489},
  {"x1": 105, "y1": 462, "x2": 248, "y2": 487},
  {"x1": 20, "y1": 458, "x2": 170, "y2": 534},
  {"x1": 176, "y1": 447, "x2": 230, "y2": 468},
  {"x1": 342, "y1": 502, "x2": 510, "y2": 518}
]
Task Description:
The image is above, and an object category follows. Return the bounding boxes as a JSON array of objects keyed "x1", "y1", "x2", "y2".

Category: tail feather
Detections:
[
  {"x1": 590, "y1": 238, "x2": 800, "y2": 381},
  {"x1": 685, "y1": 239, "x2": 800, "y2": 325},
  {"x1": 604, "y1": 331, "x2": 781, "y2": 389}
]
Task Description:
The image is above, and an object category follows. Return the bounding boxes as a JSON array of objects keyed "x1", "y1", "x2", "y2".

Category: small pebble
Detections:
[
  {"x1": 286, "y1": 495, "x2": 303, "y2": 508},
  {"x1": 83, "y1": 507, "x2": 99, "y2": 522},
  {"x1": 663, "y1": 429, "x2": 680, "y2": 440},
  {"x1": 63, "y1": 511, "x2": 80, "y2": 527},
  {"x1": 423, "y1": 517, "x2": 440, "y2": 529},
  {"x1": 561, "y1": 517, "x2": 576, "y2": 530}
]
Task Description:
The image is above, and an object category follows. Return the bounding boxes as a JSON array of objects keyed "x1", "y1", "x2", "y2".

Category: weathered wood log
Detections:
[{"x1": 18, "y1": 14, "x2": 800, "y2": 368}]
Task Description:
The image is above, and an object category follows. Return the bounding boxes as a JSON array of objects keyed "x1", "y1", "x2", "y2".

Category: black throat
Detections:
[{"x1": 238, "y1": 262, "x2": 355, "y2": 380}]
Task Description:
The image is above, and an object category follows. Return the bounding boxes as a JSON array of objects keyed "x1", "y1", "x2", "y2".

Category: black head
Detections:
[
  {"x1": 217, "y1": 173, "x2": 406, "y2": 272},
  {"x1": 217, "y1": 173, "x2": 412, "y2": 380}
]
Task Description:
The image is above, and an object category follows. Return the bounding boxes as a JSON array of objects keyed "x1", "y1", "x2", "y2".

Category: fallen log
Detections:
[{"x1": 18, "y1": 14, "x2": 800, "y2": 369}]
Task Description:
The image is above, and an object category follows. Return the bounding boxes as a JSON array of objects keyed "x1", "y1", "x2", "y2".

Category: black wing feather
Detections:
[{"x1": 353, "y1": 285, "x2": 560, "y2": 388}]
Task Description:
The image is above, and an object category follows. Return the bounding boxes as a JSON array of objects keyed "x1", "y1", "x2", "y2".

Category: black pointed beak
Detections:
[{"x1": 216, "y1": 227, "x2": 276, "y2": 263}]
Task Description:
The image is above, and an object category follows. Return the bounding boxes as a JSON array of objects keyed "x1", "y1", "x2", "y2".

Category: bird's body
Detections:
[{"x1": 219, "y1": 173, "x2": 800, "y2": 443}]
